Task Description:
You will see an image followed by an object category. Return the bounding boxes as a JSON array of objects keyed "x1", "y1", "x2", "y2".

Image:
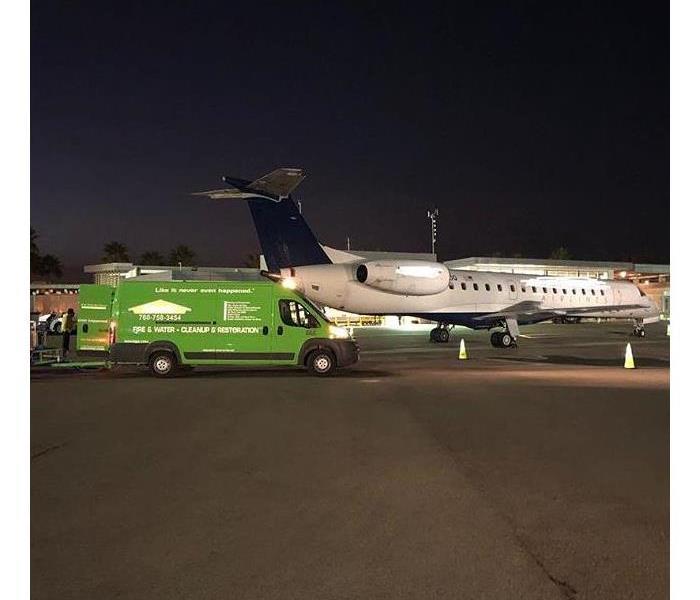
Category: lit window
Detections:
[
  {"x1": 485, "y1": 283, "x2": 491, "y2": 291},
  {"x1": 497, "y1": 284, "x2": 502, "y2": 292},
  {"x1": 473, "y1": 283, "x2": 479, "y2": 291}
]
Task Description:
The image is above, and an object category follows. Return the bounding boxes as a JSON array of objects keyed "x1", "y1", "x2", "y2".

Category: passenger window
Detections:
[
  {"x1": 582, "y1": 289, "x2": 586, "y2": 295},
  {"x1": 531, "y1": 286, "x2": 537, "y2": 293},
  {"x1": 572, "y1": 289, "x2": 576, "y2": 295},
  {"x1": 591, "y1": 289, "x2": 595, "y2": 295},
  {"x1": 473, "y1": 283, "x2": 479, "y2": 291},
  {"x1": 521, "y1": 286, "x2": 526, "y2": 293},
  {"x1": 461, "y1": 282, "x2": 466, "y2": 290},
  {"x1": 485, "y1": 283, "x2": 491, "y2": 291},
  {"x1": 279, "y1": 300, "x2": 319, "y2": 329},
  {"x1": 601, "y1": 290, "x2": 605, "y2": 296},
  {"x1": 563, "y1": 289, "x2": 567, "y2": 294},
  {"x1": 543, "y1": 287, "x2": 548, "y2": 293},
  {"x1": 497, "y1": 284, "x2": 502, "y2": 292},
  {"x1": 553, "y1": 288, "x2": 557, "y2": 294},
  {"x1": 510, "y1": 284, "x2": 515, "y2": 292}
]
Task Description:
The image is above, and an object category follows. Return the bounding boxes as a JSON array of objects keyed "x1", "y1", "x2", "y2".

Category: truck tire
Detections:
[
  {"x1": 149, "y1": 351, "x2": 176, "y2": 377},
  {"x1": 307, "y1": 348, "x2": 336, "y2": 376}
]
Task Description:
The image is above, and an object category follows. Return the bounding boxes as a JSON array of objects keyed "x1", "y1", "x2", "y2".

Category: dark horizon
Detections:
[{"x1": 31, "y1": 1, "x2": 669, "y2": 279}]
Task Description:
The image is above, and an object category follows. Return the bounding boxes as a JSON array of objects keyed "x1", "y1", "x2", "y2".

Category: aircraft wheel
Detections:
[
  {"x1": 501, "y1": 332, "x2": 513, "y2": 348},
  {"x1": 490, "y1": 331, "x2": 503, "y2": 348},
  {"x1": 436, "y1": 328, "x2": 450, "y2": 343},
  {"x1": 638, "y1": 328, "x2": 646, "y2": 338},
  {"x1": 429, "y1": 327, "x2": 439, "y2": 342}
]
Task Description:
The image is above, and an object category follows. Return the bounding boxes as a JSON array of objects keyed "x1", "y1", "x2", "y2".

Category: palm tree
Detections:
[
  {"x1": 138, "y1": 251, "x2": 166, "y2": 265},
  {"x1": 102, "y1": 241, "x2": 130, "y2": 263},
  {"x1": 37, "y1": 254, "x2": 63, "y2": 281},
  {"x1": 549, "y1": 246, "x2": 573, "y2": 260},
  {"x1": 243, "y1": 253, "x2": 260, "y2": 268},
  {"x1": 169, "y1": 245, "x2": 196, "y2": 266},
  {"x1": 31, "y1": 228, "x2": 41, "y2": 274}
]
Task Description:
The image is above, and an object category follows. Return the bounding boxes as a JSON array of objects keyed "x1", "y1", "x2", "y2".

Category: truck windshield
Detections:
[{"x1": 305, "y1": 299, "x2": 331, "y2": 323}]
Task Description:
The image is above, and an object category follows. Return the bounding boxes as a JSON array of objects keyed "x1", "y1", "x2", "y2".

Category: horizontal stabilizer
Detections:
[
  {"x1": 193, "y1": 168, "x2": 305, "y2": 201},
  {"x1": 248, "y1": 168, "x2": 305, "y2": 198}
]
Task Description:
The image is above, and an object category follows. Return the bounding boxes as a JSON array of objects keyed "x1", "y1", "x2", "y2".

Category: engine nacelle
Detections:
[{"x1": 355, "y1": 260, "x2": 449, "y2": 296}]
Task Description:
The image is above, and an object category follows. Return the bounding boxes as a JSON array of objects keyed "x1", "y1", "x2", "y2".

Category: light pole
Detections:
[{"x1": 427, "y1": 208, "x2": 439, "y2": 256}]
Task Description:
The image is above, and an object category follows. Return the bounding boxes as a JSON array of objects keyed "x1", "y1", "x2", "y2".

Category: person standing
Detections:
[{"x1": 60, "y1": 308, "x2": 76, "y2": 359}]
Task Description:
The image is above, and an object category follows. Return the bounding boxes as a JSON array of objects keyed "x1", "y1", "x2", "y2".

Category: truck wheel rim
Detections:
[
  {"x1": 155, "y1": 358, "x2": 170, "y2": 372},
  {"x1": 315, "y1": 356, "x2": 330, "y2": 371}
]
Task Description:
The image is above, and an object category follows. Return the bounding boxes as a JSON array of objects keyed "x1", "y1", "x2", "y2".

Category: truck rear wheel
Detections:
[
  {"x1": 307, "y1": 348, "x2": 336, "y2": 376},
  {"x1": 149, "y1": 351, "x2": 176, "y2": 377}
]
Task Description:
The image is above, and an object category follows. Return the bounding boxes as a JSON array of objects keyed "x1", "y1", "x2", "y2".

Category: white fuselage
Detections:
[{"x1": 281, "y1": 263, "x2": 659, "y2": 325}]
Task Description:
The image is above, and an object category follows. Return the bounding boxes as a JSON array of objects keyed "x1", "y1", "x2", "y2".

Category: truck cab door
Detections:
[{"x1": 273, "y1": 298, "x2": 323, "y2": 363}]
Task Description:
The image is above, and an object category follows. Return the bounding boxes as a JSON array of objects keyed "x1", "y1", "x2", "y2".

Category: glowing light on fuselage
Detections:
[{"x1": 395, "y1": 265, "x2": 443, "y2": 278}]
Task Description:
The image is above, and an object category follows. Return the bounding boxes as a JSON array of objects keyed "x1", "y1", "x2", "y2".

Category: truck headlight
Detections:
[{"x1": 329, "y1": 325, "x2": 350, "y2": 339}]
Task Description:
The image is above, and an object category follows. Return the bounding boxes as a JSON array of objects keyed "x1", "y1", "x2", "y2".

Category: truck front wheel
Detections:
[
  {"x1": 307, "y1": 348, "x2": 336, "y2": 376},
  {"x1": 149, "y1": 351, "x2": 176, "y2": 377}
]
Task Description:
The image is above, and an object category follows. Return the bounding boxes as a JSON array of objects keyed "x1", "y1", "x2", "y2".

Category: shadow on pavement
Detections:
[{"x1": 491, "y1": 355, "x2": 670, "y2": 367}]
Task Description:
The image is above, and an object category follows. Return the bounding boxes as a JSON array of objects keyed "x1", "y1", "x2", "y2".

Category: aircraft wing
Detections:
[
  {"x1": 248, "y1": 168, "x2": 305, "y2": 198},
  {"x1": 472, "y1": 300, "x2": 544, "y2": 320},
  {"x1": 472, "y1": 300, "x2": 647, "y2": 323},
  {"x1": 559, "y1": 303, "x2": 646, "y2": 315}
]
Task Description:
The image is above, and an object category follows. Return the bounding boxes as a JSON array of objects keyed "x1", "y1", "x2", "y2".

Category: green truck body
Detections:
[{"x1": 77, "y1": 280, "x2": 358, "y2": 376}]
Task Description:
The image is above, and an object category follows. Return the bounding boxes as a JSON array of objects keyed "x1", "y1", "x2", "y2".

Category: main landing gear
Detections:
[
  {"x1": 489, "y1": 317, "x2": 520, "y2": 348},
  {"x1": 429, "y1": 323, "x2": 452, "y2": 343},
  {"x1": 490, "y1": 330, "x2": 515, "y2": 348},
  {"x1": 632, "y1": 320, "x2": 646, "y2": 337}
]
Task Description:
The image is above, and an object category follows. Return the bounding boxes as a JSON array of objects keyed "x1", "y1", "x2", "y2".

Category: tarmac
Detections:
[{"x1": 31, "y1": 321, "x2": 669, "y2": 599}]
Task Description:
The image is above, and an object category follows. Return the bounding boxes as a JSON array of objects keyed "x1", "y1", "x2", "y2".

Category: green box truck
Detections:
[{"x1": 77, "y1": 280, "x2": 358, "y2": 376}]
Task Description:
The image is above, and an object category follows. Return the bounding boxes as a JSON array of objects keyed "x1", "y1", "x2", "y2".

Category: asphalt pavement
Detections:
[{"x1": 31, "y1": 321, "x2": 669, "y2": 599}]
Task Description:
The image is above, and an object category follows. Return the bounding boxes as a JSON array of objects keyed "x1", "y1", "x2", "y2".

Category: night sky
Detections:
[{"x1": 32, "y1": 1, "x2": 669, "y2": 279}]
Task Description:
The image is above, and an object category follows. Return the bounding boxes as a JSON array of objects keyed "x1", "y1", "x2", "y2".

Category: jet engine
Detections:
[{"x1": 354, "y1": 260, "x2": 449, "y2": 296}]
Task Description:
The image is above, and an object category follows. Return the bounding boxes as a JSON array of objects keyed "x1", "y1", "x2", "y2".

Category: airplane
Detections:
[{"x1": 194, "y1": 168, "x2": 660, "y2": 347}]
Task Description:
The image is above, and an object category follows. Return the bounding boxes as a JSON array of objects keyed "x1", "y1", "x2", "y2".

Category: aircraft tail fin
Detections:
[
  {"x1": 247, "y1": 196, "x2": 331, "y2": 273},
  {"x1": 195, "y1": 168, "x2": 331, "y2": 273}
]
